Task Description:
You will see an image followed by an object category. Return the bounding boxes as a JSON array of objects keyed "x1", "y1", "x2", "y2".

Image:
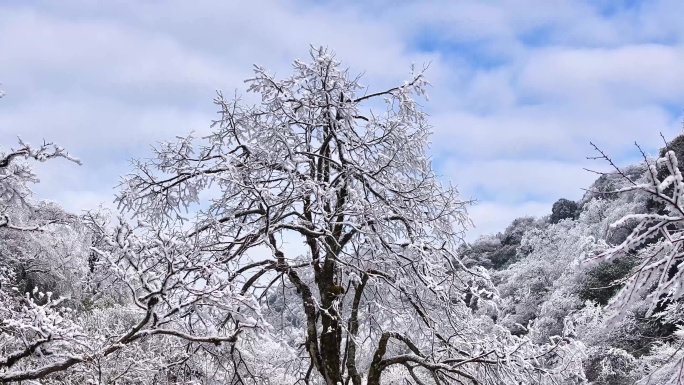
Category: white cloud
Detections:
[
  {"x1": 429, "y1": 102, "x2": 679, "y2": 162},
  {"x1": 0, "y1": 96, "x2": 214, "y2": 150},
  {"x1": 443, "y1": 159, "x2": 598, "y2": 203},
  {"x1": 518, "y1": 45, "x2": 684, "y2": 105},
  {"x1": 1, "y1": 0, "x2": 682, "y2": 243},
  {"x1": 0, "y1": 8, "x2": 240, "y2": 93}
]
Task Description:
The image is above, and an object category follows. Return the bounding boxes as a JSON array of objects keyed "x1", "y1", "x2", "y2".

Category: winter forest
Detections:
[{"x1": 1, "y1": 45, "x2": 684, "y2": 385}]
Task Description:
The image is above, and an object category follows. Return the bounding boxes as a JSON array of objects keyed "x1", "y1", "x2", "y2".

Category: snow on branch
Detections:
[
  {"x1": 0, "y1": 137, "x2": 82, "y2": 169},
  {"x1": 0, "y1": 139, "x2": 80, "y2": 232},
  {"x1": 585, "y1": 142, "x2": 684, "y2": 318}
]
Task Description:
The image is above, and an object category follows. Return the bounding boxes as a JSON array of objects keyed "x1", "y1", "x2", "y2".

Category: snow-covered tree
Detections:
[
  {"x1": 496, "y1": 219, "x2": 605, "y2": 342},
  {"x1": 586, "y1": 144, "x2": 684, "y2": 317},
  {"x1": 0, "y1": 128, "x2": 266, "y2": 383},
  {"x1": 0, "y1": 138, "x2": 90, "y2": 382},
  {"x1": 113, "y1": 47, "x2": 585, "y2": 385},
  {"x1": 583, "y1": 140, "x2": 684, "y2": 384}
]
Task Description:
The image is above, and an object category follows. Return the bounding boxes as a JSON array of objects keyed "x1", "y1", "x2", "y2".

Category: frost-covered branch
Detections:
[
  {"x1": 586, "y1": 146, "x2": 684, "y2": 318},
  {"x1": 0, "y1": 138, "x2": 81, "y2": 169}
]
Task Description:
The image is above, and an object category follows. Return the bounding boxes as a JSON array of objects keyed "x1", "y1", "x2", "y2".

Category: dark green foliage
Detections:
[
  {"x1": 550, "y1": 198, "x2": 579, "y2": 224},
  {"x1": 487, "y1": 245, "x2": 518, "y2": 270},
  {"x1": 459, "y1": 236, "x2": 501, "y2": 270},
  {"x1": 612, "y1": 310, "x2": 677, "y2": 357},
  {"x1": 500, "y1": 216, "x2": 546, "y2": 263},
  {"x1": 501, "y1": 216, "x2": 539, "y2": 246},
  {"x1": 578, "y1": 256, "x2": 639, "y2": 305},
  {"x1": 461, "y1": 217, "x2": 545, "y2": 271},
  {"x1": 581, "y1": 309, "x2": 677, "y2": 384},
  {"x1": 583, "y1": 348, "x2": 640, "y2": 385},
  {"x1": 606, "y1": 220, "x2": 638, "y2": 246},
  {"x1": 460, "y1": 240, "x2": 517, "y2": 271},
  {"x1": 15, "y1": 266, "x2": 59, "y2": 305}
]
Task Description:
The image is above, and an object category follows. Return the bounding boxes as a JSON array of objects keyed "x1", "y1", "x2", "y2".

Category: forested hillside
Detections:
[
  {"x1": 1, "y1": 49, "x2": 683, "y2": 384},
  {"x1": 463, "y1": 135, "x2": 684, "y2": 384}
]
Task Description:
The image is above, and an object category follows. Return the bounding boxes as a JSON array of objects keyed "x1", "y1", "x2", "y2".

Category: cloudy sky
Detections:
[{"x1": 1, "y1": 0, "x2": 683, "y2": 241}]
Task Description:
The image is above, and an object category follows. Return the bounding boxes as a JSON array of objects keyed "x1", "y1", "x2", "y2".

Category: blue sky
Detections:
[{"x1": 1, "y1": 0, "x2": 682, "y2": 241}]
